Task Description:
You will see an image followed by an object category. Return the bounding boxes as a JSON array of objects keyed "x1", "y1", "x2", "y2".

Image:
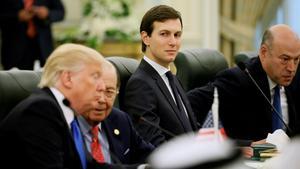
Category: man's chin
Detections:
[
  {"x1": 280, "y1": 80, "x2": 292, "y2": 86},
  {"x1": 92, "y1": 115, "x2": 106, "y2": 122}
]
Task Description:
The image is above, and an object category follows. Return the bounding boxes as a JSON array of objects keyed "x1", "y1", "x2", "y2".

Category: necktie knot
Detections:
[
  {"x1": 92, "y1": 126, "x2": 99, "y2": 136},
  {"x1": 274, "y1": 85, "x2": 280, "y2": 93},
  {"x1": 165, "y1": 71, "x2": 174, "y2": 81}
]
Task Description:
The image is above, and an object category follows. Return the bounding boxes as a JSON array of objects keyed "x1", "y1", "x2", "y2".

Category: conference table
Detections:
[{"x1": 244, "y1": 160, "x2": 266, "y2": 169}]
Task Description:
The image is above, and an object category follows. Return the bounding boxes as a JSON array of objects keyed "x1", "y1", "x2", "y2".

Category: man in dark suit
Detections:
[
  {"x1": 123, "y1": 5, "x2": 198, "y2": 146},
  {"x1": 0, "y1": 0, "x2": 65, "y2": 70},
  {"x1": 0, "y1": 44, "x2": 127, "y2": 169},
  {"x1": 78, "y1": 61, "x2": 154, "y2": 166},
  {"x1": 188, "y1": 24, "x2": 300, "y2": 147}
]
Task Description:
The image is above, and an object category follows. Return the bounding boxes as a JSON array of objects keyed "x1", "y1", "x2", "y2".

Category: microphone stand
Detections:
[{"x1": 237, "y1": 62, "x2": 292, "y2": 133}]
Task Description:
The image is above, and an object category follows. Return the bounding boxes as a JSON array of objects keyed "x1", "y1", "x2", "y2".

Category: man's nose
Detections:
[
  {"x1": 168, "y1": 35, "x2": 177, "y2": 46},
  {"x1": 96, "y1": 78, "x2": 106, "y2": 91},
  {"x1": 99, "y1": 92, "x2": 106, "y2": 102}
]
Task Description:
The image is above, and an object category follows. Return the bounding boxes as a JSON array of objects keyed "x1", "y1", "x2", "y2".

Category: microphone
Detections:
[
  {"x1": 129, "y1": 110, "x2": 176, "y2": 138},
  {"x1": 62, "y1": 98, "x2": 72, "y2": 109},
  {"x1": 237, "y1": 62, "x2": 292, "y2": 133},
  {"x1": 62, "y1": 99, "x2": 126, "y2": 169},
  {"x1": 139, "y1": 115, "x2": 176, "y2": 138}
]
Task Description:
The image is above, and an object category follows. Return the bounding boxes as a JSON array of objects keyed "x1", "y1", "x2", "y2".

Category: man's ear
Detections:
[
  {"x1": 141, "y1": 31, "x2": 150, "y2": 46},
  {"x1": 60, "y1": 71, "x2": 73, "y2": 89},
  {"x1": 259, "y1": 44, "x2": 268, "y2": 60}
]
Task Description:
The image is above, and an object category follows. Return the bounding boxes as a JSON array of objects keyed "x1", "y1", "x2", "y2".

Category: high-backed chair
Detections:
[
  {"x1": 174, "y1": 48, "x2": 228, "y2": 91},
  {"x1": 0, "y1": 70, "x2": 42, "y2": 121},
  {"x1": 106, "y1": 56, "x2": 139, "y2": 108},
  {"x1": 0, "y1": 56, "x2": 139, "y2": 122},
  {"x1": 234, "y1": 51, "x2": 258, "y2": 64}
]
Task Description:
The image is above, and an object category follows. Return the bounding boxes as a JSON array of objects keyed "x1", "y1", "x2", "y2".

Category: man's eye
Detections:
[
  {"x1": 92, "y1": 73, "x2": 100, "y2": 79},
  {"x1": 160, "y1": 32, "x2": 168, "y2": 36},
  {"x1": 175, "y1": 33, "x2": 182, "y2": 38}
]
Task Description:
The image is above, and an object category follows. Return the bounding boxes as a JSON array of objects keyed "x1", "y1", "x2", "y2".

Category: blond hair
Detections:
[{"x1": 38, "y1": 43, "x2": 104, "y2": 88}]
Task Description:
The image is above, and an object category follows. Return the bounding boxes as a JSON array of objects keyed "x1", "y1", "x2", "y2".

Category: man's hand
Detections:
[
  {"x1": 33, "y1": 6, "x2": 49, "y2": 19},
  {"x1": 251, "y1": 139, "x2": 266, "y2": 146},
  {"x1": 240, "y1": 139, "x2": 267, "y2": 158},
  {"x1": 18, "y1": 9, "x2": 34, "y2": 22},
  {"x1": 240, "y1": 146, "x2": 253, "y2": 158}
]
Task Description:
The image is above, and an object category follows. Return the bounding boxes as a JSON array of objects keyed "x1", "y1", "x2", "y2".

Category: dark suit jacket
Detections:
[
  {"x1": 102, "y1": 108, "x2": 154, "y2": 164},
  {"x1": 0, "y1": 88, "x2": 137, "y2": 169},
  {"x1": 123, "y1": 59, "x2": 198, "y2": 146},
  {"x1": 188, "y1": 57, "x2": 300, "y2": 142},
  {"x1": 0, "y1": 0, "x2": 65, "y2": 69},
  {"x1": 0, "y1": 88, "x2": 83, "y2": 169}
]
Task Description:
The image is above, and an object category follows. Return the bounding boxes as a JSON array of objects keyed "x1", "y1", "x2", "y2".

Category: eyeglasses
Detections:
[{"x1": 104, "y1": 89, "x2": 119, "y2": 99}]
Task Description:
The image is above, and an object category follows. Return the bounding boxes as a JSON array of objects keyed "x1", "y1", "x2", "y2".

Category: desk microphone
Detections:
[
  {"x1": 237, "y1": 62, "x2": 292, "y2": 133},
  {"x1": 139, "y1": 116, "x2": 176, "y2": 138},
  {"x1": 62, "y1": 99, "x2": 127, "y2": 169},
  {"x1": 130, "y1": 111, "x2": 176, "y2": 138}
]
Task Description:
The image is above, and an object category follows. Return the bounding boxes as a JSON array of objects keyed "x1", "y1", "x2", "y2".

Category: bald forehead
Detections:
[
  {"x1": 270, "y1": 24, "x2": 299, "y2": 42},
  {"x1": 103, "y1": 61, "x2": 116, "y2": 73}
]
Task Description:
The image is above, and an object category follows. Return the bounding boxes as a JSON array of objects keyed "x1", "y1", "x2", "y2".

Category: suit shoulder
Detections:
[
  {"x1": 25, "y1": 89, "x2": 57, "y2": 105},
  {"x1": 11, "y1": 88, "x2": 59, "y2": 115},
  {"x1": 215, "y1": 66, "x2": 241, "y2": 82}
]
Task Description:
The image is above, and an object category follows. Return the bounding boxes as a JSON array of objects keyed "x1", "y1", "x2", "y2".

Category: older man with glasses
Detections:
[{"x1": 77, "y1": 60, "x2": 154, "y2": 166}]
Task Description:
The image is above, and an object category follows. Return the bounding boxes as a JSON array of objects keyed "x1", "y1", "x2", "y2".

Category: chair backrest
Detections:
[
  {"x1": 174, "y1": 48, "x2": 228, "y2": 91},
  {"x1": 0, "y1": 57, "x2": 139, "y2": 121},
  {"x1": 0, "y1": 70, "x2": 42, "y2": 121},
  {"x1": 106, "y1": 56, "x2": 139, "y2": 108},
  {"x1": 234, "y1": 51, "x2": 258, "y2": 64}
]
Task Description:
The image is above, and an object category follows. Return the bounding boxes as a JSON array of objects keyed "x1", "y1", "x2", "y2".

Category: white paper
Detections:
[{"x1": 266, "y1": 129, "x2": 290, "y2": 151}]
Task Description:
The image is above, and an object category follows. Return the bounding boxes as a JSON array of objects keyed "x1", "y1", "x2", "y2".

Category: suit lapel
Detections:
[
  {"x1": 285, "y1": 87, "x2": 297, "y2": 135},
  {"x1": 174, "y1": 79, "x2": 198, "y2": 129},
  {"x1": 248, "y1": 58, "x2": 272, "y2": 115},
  {"x1": 248, "y1": 58, "x2": 271, "y2": 100},
  {"x1": 140, "y1": 60, "x2": 193, "y2": 131},
  {"x1": 102, "y1": 119, "x2": 123, "y2": 163},
  {"x1": 41, "y1": 87, "x2": 83, "y2": 166},
  {"x1": 43, "y1": 87, "x2": 72, "y2": 133},
  {"x1": 140, "y1": 60, "x2": 178, "y2": 110}
]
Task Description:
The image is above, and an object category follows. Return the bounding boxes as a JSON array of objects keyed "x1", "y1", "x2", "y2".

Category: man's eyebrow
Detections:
[{"x1": 279, "y1": 54, "x2": 300, "y2": 58}]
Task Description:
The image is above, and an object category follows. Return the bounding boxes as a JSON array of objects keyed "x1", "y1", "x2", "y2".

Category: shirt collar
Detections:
[
  {"x1": 143, "y1": 55, "x2": 170, "y2": 76},
  {"x1": 50, "y1": 87, "x2": 74, "y2": 128},
  {"x1": 77, "y1": 115, "x2": 102, "y2": 135},
  {"x1": 267, "y1": 76, "x2": 279, "y2": 90}
]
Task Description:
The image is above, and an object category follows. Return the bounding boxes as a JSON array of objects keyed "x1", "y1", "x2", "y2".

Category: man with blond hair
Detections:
[{"x1": 0, "y1": 43, "x2": 125, "y2": 169}]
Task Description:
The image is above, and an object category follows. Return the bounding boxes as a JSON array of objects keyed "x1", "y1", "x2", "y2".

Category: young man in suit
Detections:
[
  {"x1": 123, "y1": 5, "x2": 198, "y2": 146},
  {"x1": 188, "y1": 24, "x2": 300, "y2": 154},
  {"x1": 78, "y1": 60, "x2": 154, "y2": 166},
  {"x1": 0, "y1": 43, "x2": 126, "y2": 169},
  {"x1": 0, "y1": 0, "x2": 65, "y2": 70}
]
